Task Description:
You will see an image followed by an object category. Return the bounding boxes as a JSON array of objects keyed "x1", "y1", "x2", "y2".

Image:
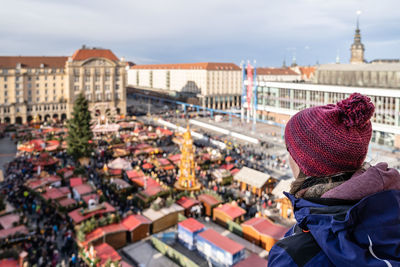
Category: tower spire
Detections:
[{"x1": 350, "y1": 10, "x2": 365, "y2": 64}]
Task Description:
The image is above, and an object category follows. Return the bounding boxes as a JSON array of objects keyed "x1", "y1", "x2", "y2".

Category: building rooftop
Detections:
[
  {"x1": 121, "y1": 214, "x2": 151, "y2": 231},
  {"x1": 214, "y1": 203, "x2": 246, "y2": 220},
  {"x1": 257, "y1": 68, "x2": 299, "y2": 76},
  {"x1": 242, "y1": 217, "x2": 289, "y2": 240},
  {"x1": 0, "y1": 56, "x2": 67, "y2": 69},
  {"x1": 68, "y1": 202, "x2": 115, "y2": 224},
  {"x1": 178, "y1": 218, "x2": 205, "y2": 233},
  {"x1": 71, "y1": 48, "x2": 119, "y2": 61},
  {"x1": 94, "y1": 243, "x2": 121, "y2": 265},
  {"x1": 317, "y1": 63, "x2": 400, "y2": 71},
  {"x1": 234, "y1": 166, "x2": 271, "y2": 189},
  {"x1": 198, "y1": 228, "x2": 244, "y2": 255},
  {"x1": 131, "y1": 62, "x2": 240, "y2": 71}
]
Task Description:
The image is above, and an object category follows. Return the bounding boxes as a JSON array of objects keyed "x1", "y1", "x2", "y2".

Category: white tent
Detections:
[
  {"x1": 108, "y1": 157, "x2": 132, "y2": 170},
  {"x1": 272, "y1": 177, "x2": 294, "y2": 199}
]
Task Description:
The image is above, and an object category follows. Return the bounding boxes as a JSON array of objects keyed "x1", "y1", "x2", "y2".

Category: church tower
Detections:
[{"x1": 350, "y1": 12, "x2": 365, "y2": 64}]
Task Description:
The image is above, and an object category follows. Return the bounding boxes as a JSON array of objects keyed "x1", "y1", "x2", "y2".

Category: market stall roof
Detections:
[
  {"x1": 45, "y1": 140, "x2": 60, "y2": 151},
  {"x1": 94, "y1": 243, "x2": 121, "y2": 265},
  {"x1": 111, "y1": 178, "x2": 131, "y2": 189},
  {"x1": 126, "y1": 170, "x2": 145, "y2": 179},
  {"x1": 141, "y1": 185, "x2": 163, "y2": 197},
  {"x1": 178, "y1": 218, "x2": 204, "y2": 233},
  {"x1": 168, "y1": 154, "x2": 181, "y2": 163},
  {"x1": 121, "y1": 214, "x2": 151, "y2": 231},
  {"x1": 108, "y1": 157, "x2": 132, "y2": 171},
  {"x1": 142, "y1": 163, "x2": 154, "y2": 170},
  {"x1": 0, "y1": 214, "x2": 20, "y2": 229},
  {"x1": 82, "y1": 194, "x2": 99, "y2": 205},
  {"x1": 25, "y1": 175, "x2": 61, "y2": 190},
  {"x1": 131, "y1": 177, "x2": 159, "y2": 188},
  {"x1": 234, "y1": 167, "x2": 271, "y2": 189},
  {"x1": 272, "y1": 178, "x2": 295, "y2": 199},
  {"x1": 42, "y1": 187, "x2": 69, "y2": 201},
  {"x1": 18, "y1": 139, "x2": 45, "y2": 152},
  {"x1": 214, "y1": 203, "x2": 246, "y2": 220},
  {"x1": 92, "y1": 123, "x2": 120, "y2": 133},
  {"x1": 68, "y1": 202, "x2": 115, "y2": 224},
  {"x1": 198, "y1": 229, "x2": 244, "y2": 255},
  {"x1": 70, "y1": 177, "x2": 83, "y2": 187},
  {"x1": 176, "y1": 196, "x2": 200, "y2": 209},
  {"x1": 0, "y1": 225, "x2": 28, "y2": 239},
  {"x1": 32, "y1": 153, "x2": 59, "y2": 166},
  {"x1": 73, "y1": 184, "x2": 94, "y2": 196},
  {"x1": 57, "y1": 198, "x2": 77, "y2": 208},
  {"x1": 142, "y1": 204, "x2": 184, "y2": 222},
  {"x1": 197, "y1": 194, "x2": 221, "y2": 206},
  {"x1": 83, "y1": 223, "x2": 126, "y2": 246},
  {"x1": 242, "y1": 217, "x2": 290, "y2": 240},
  {"x1": 0, "y1": 259, "x2": 19, "y2": 267},
  {"x1": 233, "y1": 253, "x2": 268, "y2": 267}
]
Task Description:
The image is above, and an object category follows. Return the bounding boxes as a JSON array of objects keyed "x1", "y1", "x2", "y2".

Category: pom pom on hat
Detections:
[{"x1": 337, "y1": 93, "x2": 375, "y2": 128}]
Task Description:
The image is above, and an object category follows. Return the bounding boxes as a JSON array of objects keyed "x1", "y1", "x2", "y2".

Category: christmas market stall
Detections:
[
  {"x1": 196, "y1": 228, "x2": 245, "y2": 267},
  {"x1": 213, "y1": 203, "x2": 246, "y2": 226},
  {"x1": 241, "y1": 217, "x2": 290, "y2": 251},
  {"x1": 177, "y1": 218, "x2": 205, "y2": 250}
]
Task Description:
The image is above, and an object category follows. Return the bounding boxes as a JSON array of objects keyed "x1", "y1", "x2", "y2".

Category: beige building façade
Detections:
[
  {"x1": 128, "y1": 63, "x2": 242, "y2": 110},
  {"x1": 0, "y1": 46, "x2": 126, "y2": 124}
]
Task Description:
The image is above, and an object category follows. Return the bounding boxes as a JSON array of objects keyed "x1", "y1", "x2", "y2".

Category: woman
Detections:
[{"x1": 268, "y1": 93, "x2": 400, "y2": 266}]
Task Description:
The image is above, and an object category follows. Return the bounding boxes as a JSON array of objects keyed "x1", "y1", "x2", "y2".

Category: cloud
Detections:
[{"x1": 0, "y1": 0, "x2": 399, "y2": 65}]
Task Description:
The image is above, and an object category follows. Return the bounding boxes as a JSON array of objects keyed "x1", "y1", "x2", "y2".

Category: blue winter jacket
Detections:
[{"x1": 268, "y1": 190, "x2": 400, "y2": 267}]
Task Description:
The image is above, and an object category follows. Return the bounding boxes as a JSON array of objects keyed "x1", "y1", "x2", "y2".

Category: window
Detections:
[
  {"x1": 106, "y1": 92, "x2": 111, "y2": 100},
  {"x1": 53, "y1": 96, "x2": 56, "y2": 101},
  {"x1": 36, "y1": 90, "x2": 39, "y2": 94},
  {"x1": 86, "y1": 93, "x2": 92, "y2": 101},
  {"x1": 28, "y1": 83, "x2": 31, "y2": 89},
  {"x1": 4, "y1": 91, "x2": 7, "y2": 96},
  {"x1": 53, "y1": 83, "x2": 56, "y2": 87},
  {"x1": 4, "y1": 84, "x2": 7, "y2": 89},
  {"x1": 15, "y1": 84, "x2": 19, "y2": 89},
  {"x1": 45, "y1": 89, "x2": 48, "y2": 94},
  {"x1": 95, "y1": 76, "x2": 100, "y2": 82},
  {"x1": 105, "y1": 76, "x2": 110, "y2": 81},
  {"x1": 28, "y1": 77, "x2": 32, "y2": 81},
  {"x1": 36, "y1": 84, "x2": 39, "y2": 88},
  {"x1": 115, "y1": 84, "x2": 120, "y2": 90},
  {"x1": 16, "y1": 91, "x2": 20, "y2": 96},
  {"x1": 96, "y1": 93, "x2": 102, "y2": 101},
  {"x1": 53, "y1": 89, "x2": 56, "y2": 94},
  {"x1": 28, "y1": 90, "x2": 31, "y2": 95},
  {"x1": 85, "y1": 76, "x2": 90, "y2": 82},
  {"x1": 115, "y1": 93, "x2": 120, "y2": 100},
  {"x1": 115, "y1": 76, "x2": 120, "y2": 81},
  {"x1": 16, "y1": 76, "x2": 20, "y2": 81},
  {"x1": 74, "y1": 76, "x2": 79, "y2": 82},
  {"x1": 74, "y1": 86, "x2": 79, "y2": 91},
  {"x1": 2, "y1": 69, "x2": 8, "y2": 75},
  {"x1": 85, "y1": 85, "x2": 90, "y2": 91},
  {"x1": 4, "y1": 98, "x2": 7, "y2": 103},
  {"x1": 36, "y1": 76, "x2": 39, "y2": 80},
  {"x1": 105, "y1": 85, "x2": 110, "y2": 91},
  {"x1": 45, "y1": 97, "x2": 48, "y2": 102},
  {"x1": 44, "y1": 76, "x2": 47, "y2": 80},
  {"x1": 95, "y1": 85, "x2": 100, "y2": 91},
  {"x1": 4, "y1": 76, "x2": 7, "y2": 81}
]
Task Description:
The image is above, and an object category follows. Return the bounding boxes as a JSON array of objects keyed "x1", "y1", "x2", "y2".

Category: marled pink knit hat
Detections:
[{"x1": 285, "y1": 93, "x2": 375, "y2": 177}]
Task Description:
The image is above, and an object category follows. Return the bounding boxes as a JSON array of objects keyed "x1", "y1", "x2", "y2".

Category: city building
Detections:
[
  {"x1": 256, "y1": 67, "x2": 301, "y2": 82},
  {"x1": 0, "y1": 46, "x2": 126, "y2": 124},
  {"x1": 128, "y1": 62, "x2": 242, "y2": 110},
  {"x1": 313, "y1": 18, "x2": 400, "y2": 89}
]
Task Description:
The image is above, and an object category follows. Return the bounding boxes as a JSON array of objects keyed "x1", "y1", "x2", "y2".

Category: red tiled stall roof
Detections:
[
  {"x1": 71, "y1": 48, "x2": 118, "y2": 61},
  {"x1": 198, "y1": 229, "x2": 244, "y2": 255},
  {"x1": 214, "y1": 204, "x2": 246, "y2": 220},
  {"x1": 121, "y1": 214, "x2": 151, "y2": 231},
  {"x1": 0, "y1": 259, "x2": 19, "y2": 267},
  {"x1": 94, "y1": 243, "x2": 121, "y2": 265},
  {"x1": 179, "y1": 218, "x2": 204, "y2": 233},
  {"x1": 41, "y1": 187, "x2": 68, "y2": 200},
  {"x1": 130, "y1": 177, "x2": 158, "y2": 188},
  {"x1": 82, "y1": 194, "x2": 99, "y2": 205},
  {"x1": 242, "y1": 217, "x2": 290, "y2": 240},
  {"x1": 131, "y1": 62, "x2": 241, "y2": 71},
  {"x1": 142, "y1": 185, "x2": 163, "y2": 197},
  {"x1": 73, "y1": 184, "x2": 93, "y2": 195},
  {"x1": 0, "y1": 56, "x2": 67, "y2": 69},
  {"x1": 197, "y1": 194, "x2": 221, "y2": 206},
  {"x1": 0, "y1": 214, "x2": 20, "y2": 229},
  {"x1": 233, "y1": 253, "x2": 268, "y2": 267},
  {"x1": 70, "y1": 177, "x2": 83, "y2": 187},
  {"x1": 176, "y1": 196, "x2": 200, "y2": 209},
  {"x1": 142, "y1": 163, "x2": 154, "y2": 169},
  {"x1": 58, "y1": 198, "x2": 77, "y2": 207},
  {"x1": 126, "y1": 170, "x2": 145, "y2": 179},
  {"x1": 68, "y1": 202, "x2": 115, "y2": 224},
  {"x1": 0, "y1": 225, "x2": 29, "y2": 239}
]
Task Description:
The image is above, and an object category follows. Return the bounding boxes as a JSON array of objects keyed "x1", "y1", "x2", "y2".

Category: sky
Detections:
[{"x1": 0, "y1": 0, "x2": 399, "y2": 67}]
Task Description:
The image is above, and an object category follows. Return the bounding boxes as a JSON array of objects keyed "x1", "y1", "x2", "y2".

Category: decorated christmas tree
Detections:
[{"x1": 67, "y1": 93, "x2": 93, "y2": 161}]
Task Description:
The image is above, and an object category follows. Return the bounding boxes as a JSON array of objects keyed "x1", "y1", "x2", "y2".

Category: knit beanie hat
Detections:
[{"x1": 285, "y1": 93, "x2": 375, "y2": 177}]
